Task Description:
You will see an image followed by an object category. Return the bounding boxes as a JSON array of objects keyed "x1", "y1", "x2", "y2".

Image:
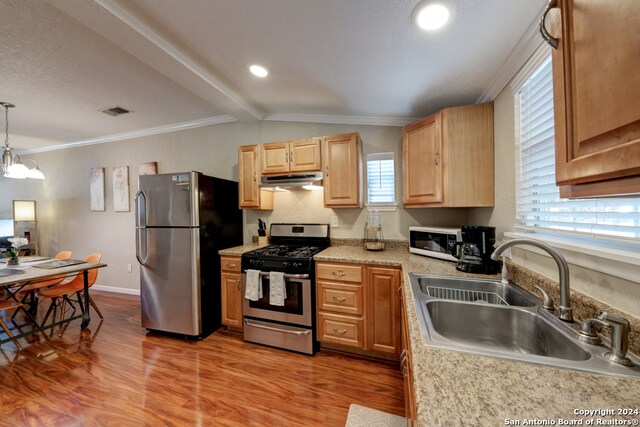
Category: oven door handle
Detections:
[
  {"x1": 244, "y1": 320, "x2": 312, "y2": 336},
  {"x1": 257, "y1": 272, "x2": 310, "y2": 279}
]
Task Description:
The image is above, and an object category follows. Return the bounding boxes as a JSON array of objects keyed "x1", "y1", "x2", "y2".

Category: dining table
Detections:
[{"x1": 0, "y1": 257, "x2": 107, "y2": 346}]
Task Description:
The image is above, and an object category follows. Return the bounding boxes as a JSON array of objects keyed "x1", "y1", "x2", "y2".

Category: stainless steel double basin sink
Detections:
[{"x1": 409, "y1": 274, "x2": 640, "y2": 378}]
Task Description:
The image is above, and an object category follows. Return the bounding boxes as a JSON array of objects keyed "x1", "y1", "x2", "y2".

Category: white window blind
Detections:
[
  {"x1": 366, "y1": 152, "x2": 395, "y2": 205},
  {"x1": 516, "y1": 56, "x2": 640, "y2": 240}
]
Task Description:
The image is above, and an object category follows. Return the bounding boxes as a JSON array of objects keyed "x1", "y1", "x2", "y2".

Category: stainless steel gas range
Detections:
[{"x1": 241, "y1": 223, "x2": 330, "y2": 354}]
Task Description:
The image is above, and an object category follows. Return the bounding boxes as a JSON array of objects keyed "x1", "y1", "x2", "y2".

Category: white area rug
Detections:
[{"x1": 345, "y1": 404, "x2": 406, "y2": 427}]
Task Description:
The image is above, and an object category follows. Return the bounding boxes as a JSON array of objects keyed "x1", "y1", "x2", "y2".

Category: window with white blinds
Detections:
[
  {"x1": 366, "y1": 152, "x2": 395, "y2": 205},
  {"x1": 516, "y1": 55, "x2": 640, "y2": 240}
]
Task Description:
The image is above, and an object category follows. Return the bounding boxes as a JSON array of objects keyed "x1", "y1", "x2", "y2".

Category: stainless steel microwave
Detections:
[{"x1": 409, "y1": 226, "x2": 461, "y2": 262}]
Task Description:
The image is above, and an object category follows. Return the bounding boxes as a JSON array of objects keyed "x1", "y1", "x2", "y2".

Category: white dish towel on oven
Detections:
[
  {"x1": 244, "y1": 269, "x2": 262, "y2": 301},
  {"x1": 269, "y1": 271, "x2": 287, "y2": 306}
]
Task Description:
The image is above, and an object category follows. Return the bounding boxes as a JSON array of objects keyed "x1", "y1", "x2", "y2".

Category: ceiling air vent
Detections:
[{"x1": 101, "y1": 106, "x2": 132, "y2": 117}]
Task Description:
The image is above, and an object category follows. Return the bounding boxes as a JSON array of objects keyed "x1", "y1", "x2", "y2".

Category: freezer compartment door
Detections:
[
  {"x1": 140, "y1": 227, "x2": 201, "y2": 336},
  {"x1": 138, "y1": 172, "x2": 199, "y2": 227}
]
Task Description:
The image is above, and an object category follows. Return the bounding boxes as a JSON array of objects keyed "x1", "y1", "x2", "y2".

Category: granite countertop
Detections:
[
  {"x1": 218, "y1": 244, "x2": 260, "y2": 257},
  {"x1": 221, "y1": 244, "x2": 640, "y2": 426}
]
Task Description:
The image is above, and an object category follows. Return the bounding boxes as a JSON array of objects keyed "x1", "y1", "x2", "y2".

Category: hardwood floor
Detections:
[{"x1": 0, "y1": 291, "x2": 404, "y2": 426}]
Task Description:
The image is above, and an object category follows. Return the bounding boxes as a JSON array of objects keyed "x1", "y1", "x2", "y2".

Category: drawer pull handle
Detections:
[
  {"x1": 333, "y1": 328, "x2": 348, "y2": 335},
  {"x1": 236, "y1": 279, "x2": 241, "y2": 291},
  {"x1": 225, "y1": 263, "x2": 237, "y2": 268},
  {"x1": 332, "y1": 270, "x2": 346, "y2": 277},
  {"x1": 333, "y1": 296, "x2": 347, "y2": 303}
]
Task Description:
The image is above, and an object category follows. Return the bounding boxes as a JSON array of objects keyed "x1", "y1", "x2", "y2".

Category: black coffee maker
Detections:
[{"x1": 456, "y1": 226, "x2": 500, "y2": 274}]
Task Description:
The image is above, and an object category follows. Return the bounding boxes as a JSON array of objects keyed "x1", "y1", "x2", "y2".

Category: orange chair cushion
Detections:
[
  {"x1": 0, "y1": 300, "x2": 25, "y2": 311},
  {"x1": 37, "y1": 283, "x2": 77, "y2": 299}
]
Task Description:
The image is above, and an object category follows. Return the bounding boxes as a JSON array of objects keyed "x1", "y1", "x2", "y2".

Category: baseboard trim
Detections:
[{"x1": 92, "y1": 284, "x2": 140, "y2": 296}]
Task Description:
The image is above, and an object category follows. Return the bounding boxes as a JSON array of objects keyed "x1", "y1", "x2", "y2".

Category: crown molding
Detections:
[
  {"x1": 94, "y1": 0, "x2": 262, "y2": 121},
  {"x1": 262, "y1": 113, "x2": 420, "y2": 127},
  {"x1": 23, "y1": 115, "x2": 237, "y2": 154},
  {"x1": 477, "y1": 5, "x2": 547, "y2": 103}
]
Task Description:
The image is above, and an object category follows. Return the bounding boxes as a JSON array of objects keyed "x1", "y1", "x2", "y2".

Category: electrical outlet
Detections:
[
  {"x1": 330, "y1": 215, "x2": 339, "y2": 228},
  {"x1": 127, "y1": 263, "x2": 132, "y2": 273}
]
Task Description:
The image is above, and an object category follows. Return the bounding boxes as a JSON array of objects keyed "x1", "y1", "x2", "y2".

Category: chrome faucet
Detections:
[{"x1": 491, "y1": 238, "x2": 573, "y2": 322}]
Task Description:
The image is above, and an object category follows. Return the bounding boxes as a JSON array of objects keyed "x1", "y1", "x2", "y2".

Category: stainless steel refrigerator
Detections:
[{"x1": 135, "y1": 171, "x2": 242, "y2": 337}]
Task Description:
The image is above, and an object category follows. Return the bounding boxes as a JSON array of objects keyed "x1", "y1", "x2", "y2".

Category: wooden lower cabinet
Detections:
[
  {"x1": 368, "y1": 267, "x2": 401, "y2": 355},
  {"x1": 220, "y1": 256, "x2": 243, "y2": 330},
  {"x1": 401, "y1": 289, "x2": 418, "y2": 425},
  {"x1": 315, "y1": 261, "x2": 401, "y2": 358}
]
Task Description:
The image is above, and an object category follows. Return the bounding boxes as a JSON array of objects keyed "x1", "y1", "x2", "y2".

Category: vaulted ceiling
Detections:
[{"x1": 0, "y1": 0, "x2": 544, "y2": 151}]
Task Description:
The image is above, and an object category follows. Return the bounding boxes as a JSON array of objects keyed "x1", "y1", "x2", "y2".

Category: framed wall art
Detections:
[
  {"x1": 139, "y1": 161, "x2": 158, "y2": 176},
  {"x1": 113, "y1": 166, "x2": 130, "y2": 212},
  {"x1": 90, "y1": 167, "x2": 105, "y2": 211}
]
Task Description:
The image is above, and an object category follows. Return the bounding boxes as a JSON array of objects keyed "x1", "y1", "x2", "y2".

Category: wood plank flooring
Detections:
[{"x1": 0, "y1": 291, "x2": 404, "y2": 426}]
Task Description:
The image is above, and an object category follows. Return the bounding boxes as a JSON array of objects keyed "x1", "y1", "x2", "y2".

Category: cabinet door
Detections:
[
  {"x1": 238, "y1": 145, "x2": 273, "y2": 210},
  {"x1": 366, "y1": 267, "x2": 401, "y2": 355},
  {"x1": 262, "y1": 142, "x2": 290, "y2": 175},
  {"x1": 323, "y1": 133, "x2": 362, "y2": 208},
  {"x1": 402, "y1": 113, "x2": 443, "y2": 205},
  {"x1": 290, "y1": 138, "x2": 322, "y2": 172},
  {"x1": 239, "y1": 145, "x2": 260, "y2": 208},
  {"x1": 221, "y1": 271, "x2": 242, "y2": 328},
  {"x1": 551, "y1": 0, "x2": 640, "y2": 195}
]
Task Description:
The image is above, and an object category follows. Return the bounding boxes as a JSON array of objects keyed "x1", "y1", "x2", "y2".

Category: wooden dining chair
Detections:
[
  {"x1": 38, "y1": 253, "x2": 103, "y2": 327},
  {"x1": 0, "y1": 300, "x2": 29, "y2": 349},
  {"x1": 11, "y1": 251, "x2": 73, "y2": 318}
]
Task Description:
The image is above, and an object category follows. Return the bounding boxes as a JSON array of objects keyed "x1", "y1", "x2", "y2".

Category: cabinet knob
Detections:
[{"x1": 332, "y1": 296, "x2": 347, "y2": 303}]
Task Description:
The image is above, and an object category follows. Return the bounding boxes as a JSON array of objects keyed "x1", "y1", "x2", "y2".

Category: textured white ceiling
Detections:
[{"x1": 0, "y1": 0, "x2": 544, "y2": 150}]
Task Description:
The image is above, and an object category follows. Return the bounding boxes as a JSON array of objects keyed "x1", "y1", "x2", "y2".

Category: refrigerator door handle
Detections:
[
  {"x1": 135, "y1": 191, "x2": 147, "y2": 227},
  {"x1": 135, "y1": 226, "x2": 148, "y2": 266}
]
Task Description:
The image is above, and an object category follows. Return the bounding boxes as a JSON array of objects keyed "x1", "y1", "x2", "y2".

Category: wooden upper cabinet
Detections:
[
  {"x1": 238, "y1": 145, "x2": 273, "y2": 210},
  {"x1": 290, "y1": 138, "x2": 322, "y2": 172},
  {"x1": 261, "y1": 138, "x2": 322, "y2": 175},
  {"x1": 402, "y1": 113, "x2": 443, "y2": 205},
  {"x1": 402, "y1": 102, "x2": 494, "y2": 207},
  {"x1": 323, "y1": 133, "x2": 363, "y2": 208},
  {"x1": 550, "y1": 0, "x2": 640, "y2": 197}
]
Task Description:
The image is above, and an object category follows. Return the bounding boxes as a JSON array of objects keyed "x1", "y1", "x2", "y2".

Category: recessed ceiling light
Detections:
[
  {"x1": 249, "y1": 64, "x2": 269, "y2": 78},
  {"x1": 414, "y1": 2, "x2": 451, "y2": 31}
]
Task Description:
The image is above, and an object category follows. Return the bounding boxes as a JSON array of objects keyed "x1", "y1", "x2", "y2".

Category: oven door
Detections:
[{"x1": 242, "y1": 272, "x2": 312, "y2": 327}]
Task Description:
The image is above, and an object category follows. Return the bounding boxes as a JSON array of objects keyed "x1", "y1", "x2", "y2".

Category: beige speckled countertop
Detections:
[{"x1": 221, "y1": 244, "x2": 640, "y2": 426}]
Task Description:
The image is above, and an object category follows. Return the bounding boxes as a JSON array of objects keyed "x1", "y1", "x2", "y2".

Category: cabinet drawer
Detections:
[
  {"x1": 316, "y1": 263, "x2": 362, "y2": 283},
  {"x1": 220, "y1": 256, "x2": 241, "y2": 273},
  {"x1": 317, "y1": 281, "x2": 363, "y2": 315},
  {"x1": 317, "y1": 313, "x2": 364, "y2": 348}
]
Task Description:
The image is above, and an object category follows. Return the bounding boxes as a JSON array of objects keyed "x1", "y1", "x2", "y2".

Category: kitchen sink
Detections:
[
  {"x1": 409, "y1": 273, "x2": 640, "y2": 379},
  {"x1": 426, "y1": 300, "x2": 590, "y2": 361}
]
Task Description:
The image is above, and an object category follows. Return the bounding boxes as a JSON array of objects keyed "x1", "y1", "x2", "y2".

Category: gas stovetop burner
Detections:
[
  {"x1": 247, "y1": 245, "x2": 323, "y2": 259},
  {"x1": 251, "y1": 245, "x2": 321, "y2": 258}
]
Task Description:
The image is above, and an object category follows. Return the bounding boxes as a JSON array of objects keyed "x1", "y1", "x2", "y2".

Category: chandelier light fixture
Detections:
[{"x1": 1, "y1": 101, "x2": 45, "y2": 180}]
